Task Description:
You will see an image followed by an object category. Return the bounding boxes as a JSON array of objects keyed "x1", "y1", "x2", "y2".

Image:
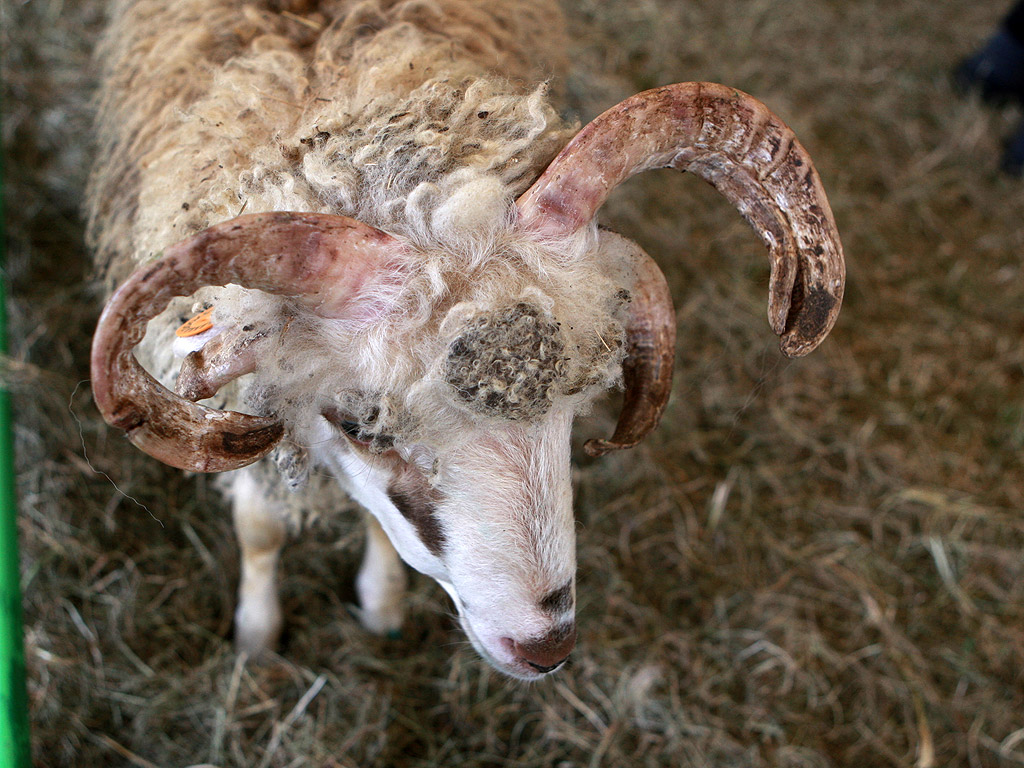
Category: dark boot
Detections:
[
  {"x1": 1002, "y1": 120, "x2": 1024, "y2": 175},
  {"x1": 955, "y1": 28, "x2": 1024, "y2": 104}
]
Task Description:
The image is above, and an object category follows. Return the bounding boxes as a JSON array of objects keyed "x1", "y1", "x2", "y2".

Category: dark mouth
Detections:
[{"x1": 526, "y1": 659, "x2": 567, "y2": 674}]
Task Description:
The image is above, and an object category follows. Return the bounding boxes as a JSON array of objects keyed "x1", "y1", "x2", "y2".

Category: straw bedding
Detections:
[{"x1": 3, "y1": 0, "x2": 1023, "y2": 765}]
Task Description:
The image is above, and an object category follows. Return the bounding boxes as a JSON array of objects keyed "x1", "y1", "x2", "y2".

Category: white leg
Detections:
[
  {"x1": 231, "y1": 470, "x2": 286, "y2": 656},
  {"x1": 355, "y1": 514, "x2": 407, "y2": 636}
]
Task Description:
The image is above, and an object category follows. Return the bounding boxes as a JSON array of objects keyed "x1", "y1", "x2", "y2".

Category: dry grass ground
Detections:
[{"x1": 3, "y1": 0, "x2": 1024, "y2": 765}]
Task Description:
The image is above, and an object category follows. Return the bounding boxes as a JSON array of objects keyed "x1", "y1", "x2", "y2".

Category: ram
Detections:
[{"x1": 88, "y1": 0, "x2": 844, "y2": 680}]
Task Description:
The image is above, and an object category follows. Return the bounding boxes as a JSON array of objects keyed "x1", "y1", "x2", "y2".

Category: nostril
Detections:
[{"x1": 503, "y1": 623, "x2": 577, "y2": 673}]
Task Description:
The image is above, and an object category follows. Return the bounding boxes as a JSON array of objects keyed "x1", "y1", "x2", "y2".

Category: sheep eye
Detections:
[
  {"x1": 322, "y1": 407, "x2": 366, "y2": 441},
  {"x1": 339, "y1": 420, "x2": 361, "y2": 438},
  {"x1": 321, "y1": 405, "x2": 399, "y2": 453}
]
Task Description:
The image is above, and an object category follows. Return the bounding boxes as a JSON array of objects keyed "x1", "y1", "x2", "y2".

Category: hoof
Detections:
[
  {"x1": 234, "y1": 601, "x2": 283, "y2": 657},
  {"x1": 349, "y1": 601, "x2": 405, "y2": 636}
]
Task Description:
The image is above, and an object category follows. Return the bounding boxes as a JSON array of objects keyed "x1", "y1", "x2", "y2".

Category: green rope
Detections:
[{"x1": 0, "y1": 123, "x2": 31, "y2": 767}]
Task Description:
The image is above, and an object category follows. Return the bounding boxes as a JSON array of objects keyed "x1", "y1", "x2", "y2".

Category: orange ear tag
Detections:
[{"x1": 175, "y1": 306, "x2": 215, "y2": 338}]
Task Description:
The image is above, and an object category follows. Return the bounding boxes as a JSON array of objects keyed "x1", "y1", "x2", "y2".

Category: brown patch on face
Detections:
[
  {"x1": 387, "y1": 464, "x2": 446, "y2": 556},
  {"x1": 539, "y1": 580, "x2": 574, "y2": 614}
]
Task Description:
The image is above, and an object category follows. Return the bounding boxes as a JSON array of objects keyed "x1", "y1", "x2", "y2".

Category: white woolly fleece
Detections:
[{"x1": 88, "y1": 0, "x2": 637, "y2": 467}]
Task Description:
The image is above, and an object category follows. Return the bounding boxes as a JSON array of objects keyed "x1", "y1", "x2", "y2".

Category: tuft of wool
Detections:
[
  {"x1": 87, "y1": 0, "x2": 573, "y2": 288},
  {"x1": 300, "y1": 79, "x2": 574, "y2": 244}
]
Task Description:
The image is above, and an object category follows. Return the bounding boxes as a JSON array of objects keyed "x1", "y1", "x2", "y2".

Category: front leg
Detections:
[
  {"x1": 355, "y1": 514, "x2": 407, "y2": 636},
  {"x1": 230, "y1": 470, "x2": 287, "y2": 656}
]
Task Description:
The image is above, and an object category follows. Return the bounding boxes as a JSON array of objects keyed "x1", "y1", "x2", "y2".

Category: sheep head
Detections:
[{"x1": 91, "y1": 83, "x2": 844, "y2": 679}]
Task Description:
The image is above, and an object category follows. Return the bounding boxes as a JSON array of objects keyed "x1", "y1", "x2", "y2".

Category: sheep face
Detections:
[
  {"x1": 241, "y1": 242, "x2": 631, "y2": 678},
  {"x1": 318, "y1": 404, "x2": 578, "y2": 679},
  {"x1": 139, "y1": 225, "x2": 633, "y2": 678}
]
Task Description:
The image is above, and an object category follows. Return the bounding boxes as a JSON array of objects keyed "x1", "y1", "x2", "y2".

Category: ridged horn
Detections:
[
  {"x1": 584, "y1": 232, "x2": 675, "y2": 457},
  {"x1": 518, "y1": 82, "x2": 845, "y2": 454},
  {"x1": 517, "y1": 82, "x2": 845, "y2": 358},
  {"x1": 91, "y1": 211, "x2": 401, "y2": 472}
]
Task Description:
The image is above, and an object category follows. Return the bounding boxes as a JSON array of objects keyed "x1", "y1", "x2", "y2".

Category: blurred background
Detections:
[{"x1": 2, "y1": 0, "x2": 1023, "y2": 765}]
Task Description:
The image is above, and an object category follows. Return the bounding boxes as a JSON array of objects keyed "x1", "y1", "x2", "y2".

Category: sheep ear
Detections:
[
  {"x1": 516, "y1": 82, "x2": 844, "y2": 359},
  {"x1": 91, "y1": 212, "x2": 404, "y2": 472},
  {"x1": 584, "y1": 232, "x2": 675, "y2": 456}
]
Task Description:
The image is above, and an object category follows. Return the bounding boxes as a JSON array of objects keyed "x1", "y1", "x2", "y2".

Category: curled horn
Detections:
[
  {"x1": 517, "y1": 82, "x2": 846, "y2": 453},
  {"x1": 91, "y1": 212, "x2": 400, "y2": 473},
  {"x1": 584, "y1": 234, "x2": 675, "y2": 457}
]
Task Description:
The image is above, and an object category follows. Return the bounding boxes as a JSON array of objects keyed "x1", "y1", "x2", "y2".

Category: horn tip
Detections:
[
  {"x1": 126, "y1": 417, "x2": 284, "y2": 473},
  {"x1": 778, "y1": 335, "x2": 819, "y2": 359},
  {"x1": 584, "y1": 437, "x2": 637, "y2": 457},
  {"x1": 778, "y1": 284, "x2": 842, "y2": 358}
]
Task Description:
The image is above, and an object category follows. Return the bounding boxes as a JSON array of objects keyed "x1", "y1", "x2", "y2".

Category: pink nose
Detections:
[{"x1": 503, "y1": 624, "x2": 577, "y2": 673}]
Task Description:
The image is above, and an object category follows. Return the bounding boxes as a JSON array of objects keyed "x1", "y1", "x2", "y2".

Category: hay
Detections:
[{"x1": 3, "y1": 0, "x2": 1023, "y2": 765}]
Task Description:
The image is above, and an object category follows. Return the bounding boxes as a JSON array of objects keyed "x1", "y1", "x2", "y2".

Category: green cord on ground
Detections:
[{"x1": 0, "y1": 143, "x2": 31, "y2": 768}]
